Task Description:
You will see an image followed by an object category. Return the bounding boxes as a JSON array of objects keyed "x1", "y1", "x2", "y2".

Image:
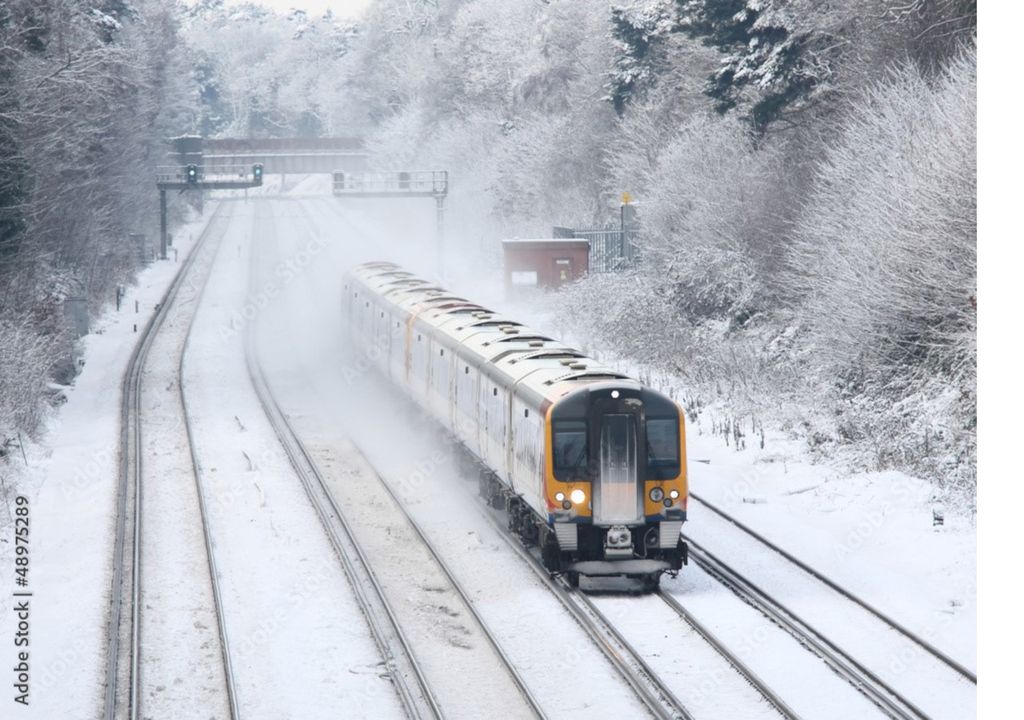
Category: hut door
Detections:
[{"x1": 553, "y1": 257, "x2": 573, "y2": 287}]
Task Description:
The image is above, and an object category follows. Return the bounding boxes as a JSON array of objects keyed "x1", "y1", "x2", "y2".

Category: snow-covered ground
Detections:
[
  {"x1": 455, "y1": 255, "x2": 978, "y2": 678},
  {"x1": 179, "y1": 198, "x2": 403, "y2": 717},
  {"x1": 0, "y1": 210, "x2": 211, "y2": 716},
  {"x1": 305, "y1": 181, "x2": 977, "y2": 707},
  {"x1": 283, "y1": 188, "x2": 977, "y2": 716},
  {"x1": 302, "y1": 180, "x2": 977, "y2": 679},
  {"x1": 0, "y1": 177, "x2": 976, "y2": 717},
  {"x1": 257, "y1": 195, "x2": 655, "y2": 718}
]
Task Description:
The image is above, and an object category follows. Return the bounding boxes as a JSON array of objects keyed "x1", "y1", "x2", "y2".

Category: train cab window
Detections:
[
  {"x1": 646, "y1": 417, "x2": 681, "y2": 479},
  {"x1": 553, "y1": 420, "x2": 588, "y2": 480}
]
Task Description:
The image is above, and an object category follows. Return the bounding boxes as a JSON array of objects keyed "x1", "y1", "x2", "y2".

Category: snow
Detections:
[
  {"x1": 256, "y1": 194, "x2": 653, "y2": 718},
  {"x1": 0, "y1": 179, "x2": 976, "y2": 717},
  {"x1": 179, "y1": 199, "x2": 403, "y2": 717},
  {"x1": 301, "y1": 190, "x2": 977, "y2": 715},
  {"x1": 0, "y1": 212, "x2": 210, "y2": 717},
  {"x1": 458, "y1": 268, "x2": 977, "y2": 689},
  {"x1": 135, "y1": 208, "x2": 234, "y2": 718}
]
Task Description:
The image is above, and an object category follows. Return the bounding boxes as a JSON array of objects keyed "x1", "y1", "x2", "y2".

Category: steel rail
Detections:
[
  {"x1": 471, "y1": 500, "x2": 694, "y2": 720},
  {"x1": 104, "y1": 203, "x2": 230, "y2": 720},
  {"x1": 244, "y1": 201, "x2": 441, "y2": 720},
  {"x1": 685, "y1": 537, "x2": 928, "y2": 720},
  {"x1": 689, "y1": 492, "x2": 977, "y2": 683},
  {"x1": 256, "y1": 198, "x2": 545, "y2": 718},
  {"x1": 176, "y1": 220, "x2": 241, "y2": 720},
  {"x1": 346, "y1": 441, "x2": 550, "y2": 720},
  {"x1": 656, "y1": 590, "x2": 801, "y2": 720}
]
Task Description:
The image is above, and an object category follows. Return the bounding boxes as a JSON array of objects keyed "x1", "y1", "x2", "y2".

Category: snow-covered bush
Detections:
[
  {"x1": 787, "y1": 46, "x2": 976, "y2": 492},
  {"x1": 0, "y1": 314, "x2": 65, "y2": 446},
  {"x1": 624, "y1": 113, "x2": 794, "y2": 322}
]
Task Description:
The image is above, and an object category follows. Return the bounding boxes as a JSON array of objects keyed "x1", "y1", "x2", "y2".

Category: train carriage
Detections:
[{"x1": 344, "y1": 261, "x2": 687, "y2": 589}]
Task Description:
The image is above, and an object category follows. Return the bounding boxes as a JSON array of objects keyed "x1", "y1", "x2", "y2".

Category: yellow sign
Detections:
[{"x1": 621, "y1": 191, "x2": 633, "y2": 205}]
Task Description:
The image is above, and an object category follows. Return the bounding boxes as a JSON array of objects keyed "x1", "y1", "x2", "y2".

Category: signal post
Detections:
[{"x1": 155, "y1": 163, "x2": 263, "y2": 260}]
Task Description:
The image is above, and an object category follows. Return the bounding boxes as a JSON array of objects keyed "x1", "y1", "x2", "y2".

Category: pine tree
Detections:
[
  {"x1": 676, "y1": 0, "x2": 829, "y2": 130},
  {"x1": 607, "y1": 1, "x2": 679, "y2": 115}
]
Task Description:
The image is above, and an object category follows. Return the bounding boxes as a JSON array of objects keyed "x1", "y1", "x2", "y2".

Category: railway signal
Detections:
[{"x1": 157, "y1": 157, "x2": 269, "y2": 261}]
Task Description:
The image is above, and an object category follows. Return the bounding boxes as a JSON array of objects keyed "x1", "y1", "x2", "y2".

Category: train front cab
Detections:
[{"x1": 541, "y1": 382, "x2": 688, "y2": 587}]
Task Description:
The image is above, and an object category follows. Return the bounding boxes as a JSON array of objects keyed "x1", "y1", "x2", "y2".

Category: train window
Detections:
[
  {"x1": 646, "y1": 417, "x2": 681, "y2": 479},
  {"x1": 365, "y1": 301, "x2": 369, "y2": 307},
  {"x1": 553, "y1": 420, "x2": 588, "y2": 481},
  {"x1": 524, "y1": 408, "x2": 529, "y2": 418},
  {"x1": 418, "y1": 334, "x2": 422, "y2": 341},
  {"x1": 440, "y1": 348, "x2": 444, "y2": 356},
  {"x1": 465, "y1": 366, "x2": 470, "y2": 374},
  {"x1": 380, "y1": 311, "x2": 384, "y2": 318},
  {"x1": 493, "y1": 387, "x2": 497, "y2": 396}
]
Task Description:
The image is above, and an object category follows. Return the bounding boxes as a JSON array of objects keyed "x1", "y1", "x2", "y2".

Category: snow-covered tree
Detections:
[{"x1": 787, "y1": 46, "x2": 976, "y2": 487}]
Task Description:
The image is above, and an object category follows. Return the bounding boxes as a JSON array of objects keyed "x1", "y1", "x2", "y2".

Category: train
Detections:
[{"x1": 343, "y1": 261, "x2": 688, "y2": 589}]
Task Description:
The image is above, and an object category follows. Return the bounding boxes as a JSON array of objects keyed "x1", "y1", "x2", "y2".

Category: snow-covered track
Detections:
[
  {"x1": 685, "y1": 538, "x2": 927, "y2": 720},
  {"x1": 654, "y1": 589, "x2": 800, "y2": 719},
  {"x1": 689, "y1": 492, "x2": 977, "y2": 684},
  {"x1": 343, "y1": 440, "x2": 550, "y2": 720},
  {"x1": 469, "y1": 499, "x2": 694, "y2": 720},
  {"x1": 175, "y1": 220, "x2": 242, "y2": 720},
  {"x1": 104, "y1": 203, "x2": 238, "y2": 720},
  {"x1": 249, "y1": 199, "x2": 549, "y2": 719},
  {"x1": 244, "y1": 324, "x2": 442, "y2": 720}
]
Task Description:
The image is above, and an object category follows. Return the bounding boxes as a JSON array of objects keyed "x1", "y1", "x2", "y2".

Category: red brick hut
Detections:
[{"x1": 502, "y1": 238, "x2": 589, "y2": 293}]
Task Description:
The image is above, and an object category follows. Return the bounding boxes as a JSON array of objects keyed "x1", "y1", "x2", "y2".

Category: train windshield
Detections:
[
  {"x1": 553, "y1": 420, "x2": 588, "y2": 480},
  {"x1": 646, "y1": 417, "x2": 680, "y2": 479}
]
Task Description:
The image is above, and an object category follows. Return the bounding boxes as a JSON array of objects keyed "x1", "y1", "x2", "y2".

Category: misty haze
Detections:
[{"x1": 0, "y1": 1, "x2": 979, "y2": 719}]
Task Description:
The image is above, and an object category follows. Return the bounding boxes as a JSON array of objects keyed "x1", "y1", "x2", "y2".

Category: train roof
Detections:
[{"x1": 347, "y1": 263, "x2": 647, "y2": 407}]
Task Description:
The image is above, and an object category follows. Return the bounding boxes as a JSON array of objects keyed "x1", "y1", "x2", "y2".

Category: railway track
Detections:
[
  {"x1": 684, "y1": 536, "x2": 929, "y2": 720},
  {"x1": 346, "y1": 440, "x2": 549, "y2": 720},
  {"x1": 104, "y1": 204, "x2": 238, "y2": 720},
  {"x1": 246, "y1": 200, "x2": 542, "y2": 719},
  {"x1": 654, "y1": 589, "x2": 800, "y2": 719},
  {"x1": 689, "y1": 492, "x2": 977, "y2": 684},
  {"x1": 244, "y1": 330, "x2": 443, "y2": 719},
  {"x1": 461, "y1": 495, "x2": 694, "y2": 720},
  {"x1": 243, "y1": 202, "x2": 439, "y2": 719}
]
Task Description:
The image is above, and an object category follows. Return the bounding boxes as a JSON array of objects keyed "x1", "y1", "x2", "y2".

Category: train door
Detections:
[{"x1": 593, "y1": 407, "x2": 643, "y2": 525}]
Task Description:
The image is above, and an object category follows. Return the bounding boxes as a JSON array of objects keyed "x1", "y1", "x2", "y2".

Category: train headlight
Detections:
[
  {"x1": 555, "y1": 491, "x2": 565, "y2": 503},
  {"x1": 570, "y1": 488, "x2": 586, "y2": 505},
  {"x1": 649, "y1": 487, "x2": 664, "y2": 502},
  {"x1": 669, "y1": 489, "x2": 680, "y2": 499}
]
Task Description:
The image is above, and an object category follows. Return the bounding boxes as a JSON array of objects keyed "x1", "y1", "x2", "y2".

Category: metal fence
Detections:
[{"x1": 554, "y1": 224, "x2": 640, "y2": 273}]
